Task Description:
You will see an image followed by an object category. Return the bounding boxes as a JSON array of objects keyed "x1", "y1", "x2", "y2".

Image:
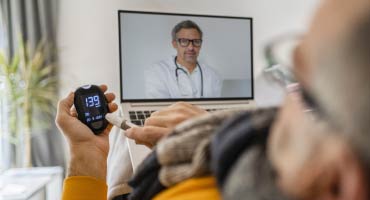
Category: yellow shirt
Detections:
[
  {"x1": 61, "y1": 175, "x2": 220, "y2": 200},
  {"x1": 62, "y1": 176, "x2": 107, "y2": 200},
  {"x1": 153, "y1": 176, "x2": 221, "y2": 200}
]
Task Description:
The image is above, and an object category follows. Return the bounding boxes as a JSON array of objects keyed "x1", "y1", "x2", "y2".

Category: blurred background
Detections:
[{"x1": 0, "y1": 0, "x2": 319, "y2": 199}]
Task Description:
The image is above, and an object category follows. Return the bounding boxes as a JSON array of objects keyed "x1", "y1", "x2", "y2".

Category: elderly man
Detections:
[
  {"x1": 268, "y1": 0, "x2": 370, "y2": 198},
  {"x1": 56, "y1": 0, "x2": 370, "y2": 199}
]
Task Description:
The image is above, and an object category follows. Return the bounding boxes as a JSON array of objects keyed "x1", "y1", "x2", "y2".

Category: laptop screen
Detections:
[{"x1": 118, "y1": 11, "x2": 253, "y2": 102}]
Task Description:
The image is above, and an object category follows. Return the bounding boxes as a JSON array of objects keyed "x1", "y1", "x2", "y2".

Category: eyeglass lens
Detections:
[{"x1": 177, "y1": 38, "x2": 202, "y2": 47}]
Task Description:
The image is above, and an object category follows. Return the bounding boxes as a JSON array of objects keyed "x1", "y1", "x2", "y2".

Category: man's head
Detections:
[
  {"x1": 171, "y1": 20, "x2": 203, "y2": 65},
  {"x1": 268, "y1": 0, "x2": 370, "y2": 199},
  {"x1": 311, "y1": 0, "x2": 370, "y2": 186}
]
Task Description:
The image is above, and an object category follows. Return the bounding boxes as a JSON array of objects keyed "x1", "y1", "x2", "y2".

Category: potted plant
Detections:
[{"x1": 0, "y1": 40, "x2": 58, "y2": 168}]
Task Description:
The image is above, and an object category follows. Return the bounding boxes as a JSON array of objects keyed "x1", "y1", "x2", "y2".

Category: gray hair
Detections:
[
  {"x1": 312, "y1": 12, "x2": 370, "y2": 172},
  {"x1": 171, "y1": 20, "x2": 203, "y2": 41}
]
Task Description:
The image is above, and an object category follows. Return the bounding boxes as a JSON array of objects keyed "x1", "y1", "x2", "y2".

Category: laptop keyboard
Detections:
[
  {"x1": 129, "y1": 109, "x2": 221, "y2": 126},
  {"x1": 129, "y1": 111, "x2": 156, "y2": 126}
]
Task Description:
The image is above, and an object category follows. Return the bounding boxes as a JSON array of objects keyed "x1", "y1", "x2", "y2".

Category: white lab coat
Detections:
[{"x1": 145, "y1": 56, "x2": 222, "y2": 98}]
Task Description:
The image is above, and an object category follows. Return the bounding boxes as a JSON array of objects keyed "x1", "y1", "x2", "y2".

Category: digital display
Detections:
[
  {"x1": 74, "y1": 84, "x2": 109, "y2": 135},
  {"x1": 80, "y1": 94, "x2": 104, "y2": 123},
  {"x1": 84, "y1": 95, "x2": 101, "y2": 108}
]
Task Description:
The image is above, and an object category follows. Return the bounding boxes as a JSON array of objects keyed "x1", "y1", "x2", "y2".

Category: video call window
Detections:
[{"x1": 119, "y1": 11, "x2": 253, "y2": 101}]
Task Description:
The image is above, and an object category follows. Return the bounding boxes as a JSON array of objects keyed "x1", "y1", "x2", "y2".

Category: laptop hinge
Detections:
[{"x1": 128, "y1": 100, "x2": 254, "y2": 107}]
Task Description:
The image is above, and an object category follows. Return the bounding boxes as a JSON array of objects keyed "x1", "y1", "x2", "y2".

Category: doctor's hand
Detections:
[
  {"x1": 55, "y1": 84, "x2": 118, "y2": 181},
  {"x1": 125, "y1": 102, "x2": 208, "y2": 148}
]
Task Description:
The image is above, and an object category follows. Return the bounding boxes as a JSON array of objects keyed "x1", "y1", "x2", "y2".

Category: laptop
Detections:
[{"x1": 118, "y1": 10, "x2": 256, "y2": 171}]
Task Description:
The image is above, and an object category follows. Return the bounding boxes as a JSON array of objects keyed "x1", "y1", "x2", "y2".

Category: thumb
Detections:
[{"x1": 56, "y1": 92, "x2": 75, "y2": 126}]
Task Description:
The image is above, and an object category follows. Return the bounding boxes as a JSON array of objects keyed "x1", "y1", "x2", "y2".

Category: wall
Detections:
[{"x1": 57, "y1": 0, "x2": 320, "y2": 105}]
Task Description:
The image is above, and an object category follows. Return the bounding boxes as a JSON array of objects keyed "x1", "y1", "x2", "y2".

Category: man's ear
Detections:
[{"x1": 314, "y1": 140, "x2": 369, "y2": 200}]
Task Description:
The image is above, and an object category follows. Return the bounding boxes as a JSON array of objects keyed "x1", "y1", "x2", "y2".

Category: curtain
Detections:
[
  {"x1": 0, "y1": 0, "x2": 58, "y2": 57},
  {"x1": 0, "y1": 0, "x2": 64, "y2": 168}
]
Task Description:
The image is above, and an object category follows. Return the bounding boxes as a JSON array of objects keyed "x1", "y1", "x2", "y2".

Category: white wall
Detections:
[{"x1": 57, "y1": 0, "x2": 320, "y2": 105}]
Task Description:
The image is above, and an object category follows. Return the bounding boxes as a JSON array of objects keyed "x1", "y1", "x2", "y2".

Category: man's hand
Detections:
[
  {"x1": 55, "y1": 85, "x2": 118, "y2": 181},
  {"x1": 125, "y1": 102, "x2": 207, "y2": 148}
]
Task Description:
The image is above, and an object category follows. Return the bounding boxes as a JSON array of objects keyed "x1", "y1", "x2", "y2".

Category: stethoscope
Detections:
[{"x1": 174, "y1": 56, "x2": 204, "y2": 97}]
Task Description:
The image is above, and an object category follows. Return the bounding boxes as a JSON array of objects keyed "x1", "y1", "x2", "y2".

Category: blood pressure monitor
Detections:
[{"x1": 74, "y1": 85, "x2": 109, "y2": 134}]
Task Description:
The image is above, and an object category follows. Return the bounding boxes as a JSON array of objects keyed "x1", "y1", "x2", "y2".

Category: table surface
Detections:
[{"x1": 0, "y1": 167, "x2": 63, "y2": 200}]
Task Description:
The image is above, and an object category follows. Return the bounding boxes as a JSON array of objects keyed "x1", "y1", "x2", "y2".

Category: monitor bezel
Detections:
[{"x1": 118, "y1": 10, "x2": 254, "y2": 103}]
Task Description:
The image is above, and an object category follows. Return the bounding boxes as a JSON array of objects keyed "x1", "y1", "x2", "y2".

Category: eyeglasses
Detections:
[
  {"x1": 263, "y1": 34, "x2": 323, "y2": 116},
  {"x1": 176, "y1": 38, "x2": 202, "y2": 47}
]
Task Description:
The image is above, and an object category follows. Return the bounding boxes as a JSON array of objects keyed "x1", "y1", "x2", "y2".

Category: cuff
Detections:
[{"x1": 62, "y1": 176, "x2": 108, "y2": 200}]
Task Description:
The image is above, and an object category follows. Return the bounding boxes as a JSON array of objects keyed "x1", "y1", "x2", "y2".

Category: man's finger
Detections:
[
  {"x1": 135, "y1": 140, "x2": 153, "y2": 148},
  {"x1": 105, "y1": 93, "x2": 115, "y2": 103},
  {"x1": 151, "y1": 104, "x2": 206, "y2": 118},
  {"x1": 146, "y1": 113, "x2": 193, "y2": 128},
  {"x1": 99, "y1": 84, "x2": 108, "y2": 93},
  {"x1": 144, "y1": 116, "x2": 175, "y2": 128},
  {"x1": 71, "y1": 110, "x2": 78, "y2": 117},
  {"x1": 56, "y1": 92, "x2": 75, "y2": 127},
  {"x1": 126, "y1": 126, "x2": 170, "y2": 145},
  {"x1": 108, "y1": 103, "x2": 118, "y2": 113},
  {"x1": 57, "y1": 92, "x2": 74, "y2": 117}
]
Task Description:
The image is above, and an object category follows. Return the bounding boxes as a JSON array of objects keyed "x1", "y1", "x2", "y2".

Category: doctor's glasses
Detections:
[{"x1": 176, "y1": 38, "x2": 203, "y2": 47}]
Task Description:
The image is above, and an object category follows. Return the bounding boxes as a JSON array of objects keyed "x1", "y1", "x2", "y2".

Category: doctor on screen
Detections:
[{"x1": 145, "y1": 20, "x2": 222, "y2": 98}]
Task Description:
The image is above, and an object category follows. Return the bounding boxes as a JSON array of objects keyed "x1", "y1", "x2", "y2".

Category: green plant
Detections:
[{"x1": 0, "y1": 40, "x2": 58, "y2": 167}]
